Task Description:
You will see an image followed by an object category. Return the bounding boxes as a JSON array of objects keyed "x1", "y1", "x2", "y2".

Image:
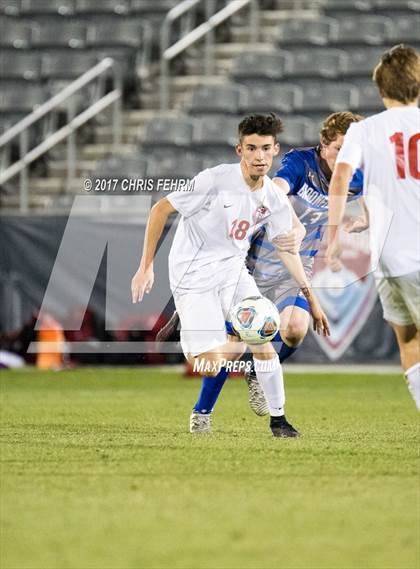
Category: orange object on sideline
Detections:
[{"x1": 36, "y1": 314, "x2": 65, "y2": 370}]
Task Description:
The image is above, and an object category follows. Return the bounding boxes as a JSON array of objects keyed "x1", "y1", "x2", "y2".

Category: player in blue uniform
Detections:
[{"x1": 157, "y1": 112, "x2": 367, "y2": 432}]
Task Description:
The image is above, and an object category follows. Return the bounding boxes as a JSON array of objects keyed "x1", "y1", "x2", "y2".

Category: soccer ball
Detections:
[{"x1": 229, "y1": 296, "x2": 280, "y2": 345}]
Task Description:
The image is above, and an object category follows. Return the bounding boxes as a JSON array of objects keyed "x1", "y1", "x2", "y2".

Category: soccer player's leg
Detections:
[
  {"x1": 248, "y1": 341, "x2": 300, "y2": 438},
  {"x1": 277, "y1": 299, "x2": 310, "y2": 362},
  {"x1": 390, "y1": 322, "x2": 420, "y2": 410},
  {"x1": 224, "y1": 268, "x2": 299, "y2": 436},
  {"x1": 377, "y1": 272, "x2": 420, "y2": 411},
  {"x1": 259, "y1": 274, "x2": 311, "y2": 363},
  {"x1": 174, "y1": 288, "x2": 245, "y2": 433}
]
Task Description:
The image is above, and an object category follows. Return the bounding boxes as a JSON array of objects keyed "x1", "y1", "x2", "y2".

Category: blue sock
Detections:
[
  {"x1": 272, "y1": 332, "x2": 298, "y2": 363},
  {"x1": 278, "y1": 342, "x2": 297, "y2": 363},
  {"x1": 193, "y1": 367, "x2": 229, "y2": 414}
]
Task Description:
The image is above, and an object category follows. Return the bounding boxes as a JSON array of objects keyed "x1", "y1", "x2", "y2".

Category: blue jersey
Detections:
[{"x1": 247, "y1": 146, "x2": 364, "y2": 287}]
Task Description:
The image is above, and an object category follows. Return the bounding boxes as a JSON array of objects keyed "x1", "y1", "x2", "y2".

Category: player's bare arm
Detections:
[
  {"x1": 131, "y1": 198, "x2": 177, "y2": 303},
  {"x1": 272, "y1": 177, "x2": 306, "y2": 253},
  {"x1": 344, "y1": 197, "x2": 370, "y2": 233},
  {"x1": 275, "y1": 248, "x2": 330, "y2": 336},
  {"x1": 326, "y1": 162, "x2": 353, "y2": 272}
]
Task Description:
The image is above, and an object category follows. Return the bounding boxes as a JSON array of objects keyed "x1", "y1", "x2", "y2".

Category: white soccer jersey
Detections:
[
  {"x1": 337, "y1": 107, "x2": 420, "y2": 277},
  {"x1": 166, "y1": 163, "x2": 293, "y2": 293}
]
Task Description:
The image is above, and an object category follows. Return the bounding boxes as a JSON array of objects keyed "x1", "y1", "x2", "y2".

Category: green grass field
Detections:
[{"x1": 0, "y1": 368, "x2": 418, "y2": 569}]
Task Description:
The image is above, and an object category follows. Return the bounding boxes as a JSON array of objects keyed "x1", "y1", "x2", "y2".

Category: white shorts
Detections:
[
  {"x1": 376, "y1": 270, "x2": 420, "y2": 328},
  {"x1": 173, "y1": 266, "x2": 260, "y2": 357}
]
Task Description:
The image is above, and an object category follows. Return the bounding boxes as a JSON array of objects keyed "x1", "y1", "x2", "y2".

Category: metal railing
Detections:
[
  {"x1": 160, "y1": 0, "x2": 260, "y2": 110},
  {"x1": 0, "y1": 57, "x2": 122, "y2": 212}
]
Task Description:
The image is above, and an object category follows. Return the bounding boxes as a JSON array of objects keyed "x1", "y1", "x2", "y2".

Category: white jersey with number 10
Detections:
[{"x1": 337, "y1": 107, "x2": 420, "y2": 278}]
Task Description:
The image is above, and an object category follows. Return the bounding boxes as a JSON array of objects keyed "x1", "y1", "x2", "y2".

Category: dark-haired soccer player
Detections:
[
  {"x1": 183, "y1": 111, "x2": 365, "y2": 423},
  {"x1": 328, "y1": 44, "x2": 420, "y2": 411},
  {"x1": 132, "y1": 114, "x2": 329, "y2": 437}
]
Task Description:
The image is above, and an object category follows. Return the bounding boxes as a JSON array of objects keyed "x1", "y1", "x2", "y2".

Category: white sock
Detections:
[
  {"x1": 405, "y1": 362, "x2": 420, "y2": 411},
  {"x1": 253, "y1": 356, "x2": 285, "y2": 417}
]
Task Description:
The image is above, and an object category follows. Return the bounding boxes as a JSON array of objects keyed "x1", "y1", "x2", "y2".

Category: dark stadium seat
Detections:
[
  {"x1": 372, "y1": 0, "x2": 420, "y2": 13},
  {"x1": 0, "y1": 51, "x2": 42, "y2": 80},
  {"x1": 88, "y1": 19, "x2": 144, "y2": 48},
  {"x1": 276, "y1": 18, "x2": 336, "y2": 46},
  {"x1": 388, "y1": 15, "x2": 420, "y2": 42},
  {"x1": 143, "y1": 117, "x2": 195, "y2": 149},
  {"x1": 0, "y1": 116, "x2": 17, "y2": 134},
  {"x1": 31, "y1": 20, "x2": 88, "y2": 47},
  {"x1": 201, "y1": 150, "x2": 237, "y2": 169},
  {"x1": 146, "y1": 154, "x2": 203, "y2": 180},
  {"x1": 0, "y1": 82, "x2": 46, "y2": 114},
  {"x1": 0, "y1": 0, "x2": 21, "y2": 15},
  {"x1": 280, "y1": 116, "x2": 319, "y2": 147},
  {"x1": 41, "y1": 52, "x2": 98, "y2": 79},
  {"x1": 333, "y1": 15, "x2": 393, "y2": 45},
  {"x1": 296, "y1": 82, "x2": 359, "y2": 113},
  {"x1": 19, "y1": 0, "x2": 76, "y2": 16},
  {"x1": 286, "y1": 48, "x2": 347, "y2": 79},
  {"x1": 321, "y1": 0, "x2": 373, "y2": 11},
  {"x1": 0, "y1": 17, "x2": 34, "y2": 48},
  {"x1": 192, "y1": 115, "x2": 239, "y2": 155},
  {"x1": 239, "y1": 83, "x2": 303, "y2": 114},
  {"x1": 94, "y1": 154, "x2": 147, "y2": 179},
  {"x1": 351, "y1": 79, "x2": 383, "y2": 112},
  {"x1": 230, "y1": 51, "x2": 290, "y2": 83},
  {"x1": 75, "y1": 0, "x2": 130, "y2": 15},
  {"x1": 130, "y1": 0, "x2": 178, "y2": 14},
  {"x1": 341, "y1": 46, "x2": 385, "y2": 77},
  {"x1": 187, "y1": 84, "x2": 245, "y2": 115}
]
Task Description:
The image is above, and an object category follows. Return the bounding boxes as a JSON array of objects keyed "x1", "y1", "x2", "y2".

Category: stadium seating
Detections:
[
  {"x1": 0, "y1": 50, "x2": 42, "y2": 80},
  {"x1": 340, "y1": 46, "x2": 386, "y2": 77},
  {"x1": 18, "y1": 0, "x2": 76, "y2": 16},
  {"x1": 350, "y1": 79, "x2": 383, "y2": 112},
  {"x1": 0, "y1": 82, "x2": 46, "y2": 114},
  {"x1": 143, "y1": 117, "x2": 195, "y2": 149},
  {"x1": 93, "y1": 153, "x2": 147, "y2": 179},
  {"x1": 323, "y1": 0, "x2": 420, "y2": 15},
  {"x1": 0, "y1": 0, "x2": 21, "y2": 16},
  {"x1": 201, "y1": 150, "x2": 237, "y2": 169},
  {"x1": 230, "y1": 51, "x2": 290, "y2": 83},
  {"x1": 86, "y1": 17, "x2": 147, "y2": 81},
  {"x1": 146, "y1": 153, "x2": 203, "y2": 180},
  {"x1": 388, "y1": 14, "x2": 420, "y2": 42},
  {"x1": 75, "y1": 0, "x2": 131, "y2": 15},
  {"x1": 88, "y1": 19, "x2": 145, "y2": 48},
  {"x1": 285, "y1": 47, "x2": 347, "y2": 78},
  {"x1": 41, "y1": 52, "x2": 98, "y2": 79},
  {"x1": 239, "y1": 83, "x2": 303, "y2": 114},
  {"x1": 0, "y1": 17, "x2": 33, "y2": 47},
  {"x1": 191, "y1": 115, "x2": 239, "y2": 156},
  {"x1": 373, "y1": 0, "x2": 420, "y2": 12},
  {"x1": 187, "y1": 84, "x2": 245, "y2": 115},
  {"x1": 294, "y1": 82, "x2": 360, "y2": 113},
  {"x1": 276, "y1": 18, "x2": 337, "y2": 46},
  {"x1": 332, "y1": 15, "x2": 393, "y2": 45},
  {"x1": 320, "y1": 0, "x2": 373, "y2": 11},
  {"x1": 280, "y1": 116, "x2": 319, "y2": 147},
  {"x1": 31, "y1": 20, "x2": 88, "y2": 47},
  {"x1": 130, "y1": 0, "x2": 178, "y2": 14}
]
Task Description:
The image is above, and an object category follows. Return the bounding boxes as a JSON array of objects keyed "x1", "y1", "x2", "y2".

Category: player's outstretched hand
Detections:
[
  {"x1": 343, "y1": 216, "x2": 369, "y2": 233},
  {"x1": 273, "y1": 228, "x2": 304, "y2": 254},
  {"x1": 131, "y1": 267, "x2": 154, "y2": 303},
  {"x1": 308, "y1": 293, "x2": 330, "y2": 337}
]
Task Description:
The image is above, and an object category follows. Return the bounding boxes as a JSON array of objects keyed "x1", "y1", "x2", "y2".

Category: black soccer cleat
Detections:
[
  {"x1": 155, "y1": 310, "x2": 180, "y2": 342},
  {"x1": 270, "y1": 415, "x2": 301, "y2": 438}
]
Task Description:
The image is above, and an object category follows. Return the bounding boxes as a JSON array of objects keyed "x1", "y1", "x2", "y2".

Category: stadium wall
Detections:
[{"x1": 0, "y1": 215, "x2": 399, "y2": 364}]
